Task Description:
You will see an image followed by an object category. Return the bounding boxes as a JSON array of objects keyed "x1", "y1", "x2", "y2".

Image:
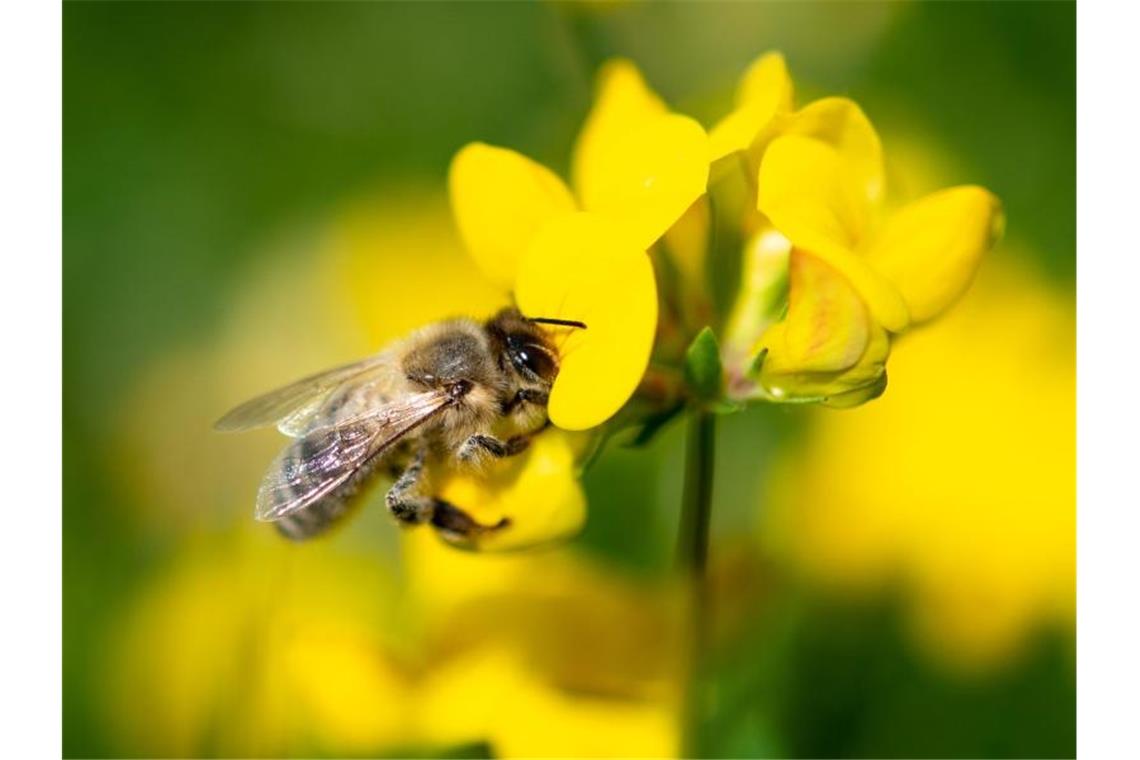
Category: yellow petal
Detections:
[
  {"x1": 572, "y1": 60, "x2": 709, "y2": 249},
  {"x1": 778, "y1": 97, "x2": 884, "y2": 208},
  {"x1": 662, "y1": 195, "x2": 710, "y2": 285},
  {"x1": 866, "y1": 185, "x2": 1003, "y2": 323},
  {"x1": 756, "y1": 251, "x2": 892, "y2": 404},
  {"x1": 573, "y1": 59, "x2": 667, "y2": 154},
  {"x1": 435, "y1": 430, "x2": 588, "y2": 551},
  {"x1": 516, "y1": 213, "x2": 658, "y2": 430},
  {"x1": 758, "y1": 322, "x2": 890, "y2": 404},
  {"x1": 758, "y1": 135, "x2": 860, "y2": 249},
  {"x1": 758, "y1": 135, "x2": 909, "y2": 332},
  {"x1": 449, "y1": 143, "x2": 577, "y2": 289},
  {"x1": 761, "y1": 250, "x2": 870, "y2": 375},
  {"x1": 709, "y1": 51, "x2": 794, "y2": 161}
]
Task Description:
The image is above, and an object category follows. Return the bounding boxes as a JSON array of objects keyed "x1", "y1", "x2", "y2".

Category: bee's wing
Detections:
[
  {"x1": 255, "y1": 389, "x2": 451, "y2": 521},
  {"x1": 214, "y1": 353, "x2": 395, "y2": 434}
]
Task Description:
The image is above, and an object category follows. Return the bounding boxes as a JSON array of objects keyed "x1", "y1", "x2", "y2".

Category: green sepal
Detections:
[{"x1": 684, "y1": 326, "x2": 724, "y2": 403}]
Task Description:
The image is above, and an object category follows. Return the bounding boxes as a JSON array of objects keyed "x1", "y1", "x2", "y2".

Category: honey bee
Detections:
[{"x1": 215, "y1": 308, "x2": 585, "y2": 542}]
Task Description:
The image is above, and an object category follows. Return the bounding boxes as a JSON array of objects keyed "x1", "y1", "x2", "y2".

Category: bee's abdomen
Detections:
[
  {"x1": 273, "y1": 454, "x2": 388, "y2": 541},
  {"x1": 274, "y1": 497, "x2": 350, "y2": 541}
]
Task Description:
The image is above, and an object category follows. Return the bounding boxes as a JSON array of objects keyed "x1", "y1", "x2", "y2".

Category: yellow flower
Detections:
[
  {"x1": 709, "y1": 56, "x2": 884, "y2": 406},
  {"x1": 763, "y1": 258, "x2": 1074, "y2": 670},
  {"x1": 449, "y1": 58, "x2": 709, "y2": 431},
  {"x1": 743, "y1": 98, "x2": 1002, "y2": 404}
]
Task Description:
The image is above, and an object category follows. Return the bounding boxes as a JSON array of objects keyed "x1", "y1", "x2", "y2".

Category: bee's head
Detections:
[{"x1": 485, "y1": 308, "x2": 583, "y2": 386}]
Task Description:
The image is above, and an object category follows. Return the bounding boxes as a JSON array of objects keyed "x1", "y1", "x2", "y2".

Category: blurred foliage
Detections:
[{"x1": 65, "y1": 2, "x2": 1074, "y2": 758}]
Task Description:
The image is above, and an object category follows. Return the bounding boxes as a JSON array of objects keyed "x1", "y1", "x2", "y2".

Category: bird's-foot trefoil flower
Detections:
[
  {"x1": 712, "y1": 52, "x2": 1003, "y2": 406},
  {"x1": 745, "y1": 149, "x2": 1002, "y2": 405}
]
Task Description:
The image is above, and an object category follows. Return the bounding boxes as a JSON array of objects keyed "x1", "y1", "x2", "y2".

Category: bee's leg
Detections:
[
  {"x1": 457, "y1": 432, "x2": 533, "y2": 463},
  {"x1": 430, "y1": 499, "x2": 510, "y2": 542},
  {"x1": 384, "y1": 449, "x2": 433, "y2": 525}
]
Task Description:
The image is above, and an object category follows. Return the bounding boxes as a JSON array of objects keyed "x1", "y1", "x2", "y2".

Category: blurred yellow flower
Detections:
[
  {"x1": 401, "y1": 529, "x2": 683, "y2": 756},
  {"x1": 107, "y1": 527, "x2": 683, "y2": 757},
  {"x1": 105, "y1": 532, "x2": 413, "y2": 757},
  {"x1": 450, "y1": 57, "x2": 709, "y2": 431},
  {"x1": 764, "y1": 257, "x2": 1074, "y2": 669},
  {"x1": 419, "y1": 648, "x2": 678, "y2": 758}
]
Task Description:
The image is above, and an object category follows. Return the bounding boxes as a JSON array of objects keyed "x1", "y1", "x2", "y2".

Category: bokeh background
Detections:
[{"x1": 64, "y1": 2, "x2": 1075, "y2": 757}]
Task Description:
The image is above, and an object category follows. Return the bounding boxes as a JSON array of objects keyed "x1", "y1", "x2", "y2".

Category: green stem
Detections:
[
  {"x1": 678, "y1": 410, "x2": 716, "y2": 574},
  {"x1": 678, "y1": 409, "x2": 716, "y2": 756}
]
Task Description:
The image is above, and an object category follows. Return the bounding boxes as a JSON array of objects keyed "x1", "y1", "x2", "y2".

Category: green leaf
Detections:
[{"x1": 684, "y1": 326, "x2": 724, "y2": 402}]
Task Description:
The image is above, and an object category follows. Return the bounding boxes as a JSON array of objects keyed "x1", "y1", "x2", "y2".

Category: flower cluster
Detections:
[{"x1": 438, "y1": 51, "x2": 1002, "y2": 549}]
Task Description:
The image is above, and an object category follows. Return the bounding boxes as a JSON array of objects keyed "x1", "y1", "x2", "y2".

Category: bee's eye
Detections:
[{"x1": 511, "y1": 340, "x2": 556, "y2": 381}]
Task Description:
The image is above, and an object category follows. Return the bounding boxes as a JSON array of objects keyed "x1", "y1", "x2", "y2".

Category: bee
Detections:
[{"x1": 215, "y1": 308, "x2": 585, "y2": 542}]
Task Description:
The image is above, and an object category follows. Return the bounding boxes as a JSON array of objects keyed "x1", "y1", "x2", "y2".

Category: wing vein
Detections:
[{"x1": 254, "y1": 391, "x2": 453, "y2": 521}]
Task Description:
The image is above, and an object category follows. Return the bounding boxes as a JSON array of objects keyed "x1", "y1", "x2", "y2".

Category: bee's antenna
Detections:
[{"x1": 529, "y1": 317, "x2": 587, "y2": 330}]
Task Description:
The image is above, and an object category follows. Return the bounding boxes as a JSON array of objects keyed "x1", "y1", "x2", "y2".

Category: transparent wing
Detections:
[
  {"x1": 213, "y1": 353, "x2": 394, "y2": 434},
  {"x1": 255, "y1": 389, "x2": 451, "y2": 521}
]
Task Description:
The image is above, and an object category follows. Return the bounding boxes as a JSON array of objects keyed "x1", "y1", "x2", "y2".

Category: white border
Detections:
[
  {"x1": 1077, "y1": 2, "x2": 1140, "y2": 758},
  {"x1": 0, "y1": 1, "x2": 62, "y2": 756},
  {"x1": 1, "y1": 0, "x2": 1128, "y2": 754}
]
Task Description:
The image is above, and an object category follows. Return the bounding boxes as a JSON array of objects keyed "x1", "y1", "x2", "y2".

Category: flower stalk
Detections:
[
  {"x1": 678, "y1": 410, "x2": 716, "y2": 576},
  {"x1": 677, "y1": 409, "x2": 716, "y2": 755}
]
